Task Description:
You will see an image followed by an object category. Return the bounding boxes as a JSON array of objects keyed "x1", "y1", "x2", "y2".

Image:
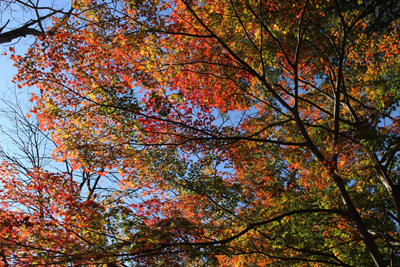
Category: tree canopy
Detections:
[{"x1": 2, "y1": 0, "x2": 400, "y2": 266}]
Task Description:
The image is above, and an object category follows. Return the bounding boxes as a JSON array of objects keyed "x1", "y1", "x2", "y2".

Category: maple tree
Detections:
[
  {"x1": 5, "y1": 0, "x2": 400, "y2": 265},
  {"x1": 0, "y1": 89, "x2": 135, "y2": 266}
]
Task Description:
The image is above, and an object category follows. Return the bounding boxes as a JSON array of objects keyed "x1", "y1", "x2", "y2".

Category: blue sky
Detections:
[{"x1": 0, "y1": 0, "x2": 71, "y2": 172}]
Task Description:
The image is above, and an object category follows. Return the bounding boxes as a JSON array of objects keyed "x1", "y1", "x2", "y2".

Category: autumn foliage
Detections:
[{"x1": 3, "y1": 0, "x2": 400, "y2": 265}]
